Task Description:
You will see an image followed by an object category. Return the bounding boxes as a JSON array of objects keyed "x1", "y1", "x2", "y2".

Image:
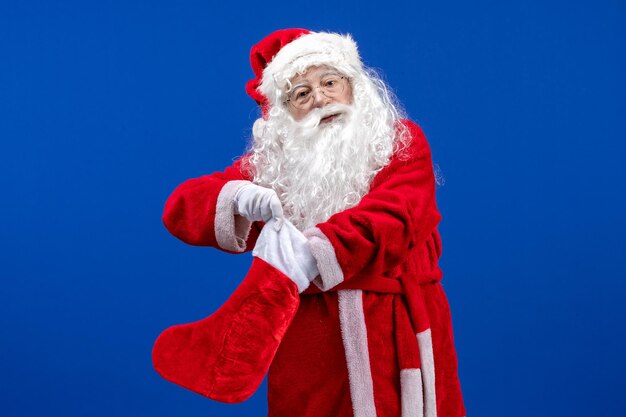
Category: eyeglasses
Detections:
[{"x1": 284, "y1": 75, "x2": 348, "y2": 110}]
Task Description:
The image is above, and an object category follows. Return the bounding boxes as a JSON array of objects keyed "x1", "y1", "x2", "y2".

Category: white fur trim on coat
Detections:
[
  {"x1": 416, "y1": 329, "x2": 437, "y2": 417},
  {"x1": 259, "y1": 32, "x2": 362, "y2": 106},
  {"x1": 215, "y1": 180, "x2": 254, "y2": 252},
  {"x1": 303, "y1": 227, "x2": 344, "y2": 290},
  {"x1": 400, "y1": 368, "x2": 424, "y2": 417},
  {"x1": 338, "y1": 289, "x2": 377, "y2": 417}
]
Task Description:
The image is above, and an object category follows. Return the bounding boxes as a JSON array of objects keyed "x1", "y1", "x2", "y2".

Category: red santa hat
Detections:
[{"x1": 245, "y1": 28, "x2": 362, "y2": 118}]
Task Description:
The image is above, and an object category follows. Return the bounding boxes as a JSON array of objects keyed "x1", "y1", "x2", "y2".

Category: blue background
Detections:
[{"x1": 1, "y1": 1, "x2": 624, "y2": 416}]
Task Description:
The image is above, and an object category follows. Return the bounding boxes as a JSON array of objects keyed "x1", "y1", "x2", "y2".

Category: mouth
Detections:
[{"x1": 320, "y1": 113, "x2": 341, "y2": 124}]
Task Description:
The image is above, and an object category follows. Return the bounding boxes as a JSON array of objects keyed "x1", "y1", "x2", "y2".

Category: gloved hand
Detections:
[
  {"x1": 234, "y1": 183, "x2": 284, "y2": 230},
  {"x1": 252, "y1": 218, "x2": 319, "y2": 293}
]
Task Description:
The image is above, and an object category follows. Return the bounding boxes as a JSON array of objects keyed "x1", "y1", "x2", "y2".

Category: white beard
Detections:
[
  {"x1": 273, "y1": 104, "x2": 365, "y2": 229},
  {"x1": 247, "y1": 67, "x2": 409, "y2": 231},
  {"x1": 249, "y1": 101, "x2": 397, "y2": 230}
]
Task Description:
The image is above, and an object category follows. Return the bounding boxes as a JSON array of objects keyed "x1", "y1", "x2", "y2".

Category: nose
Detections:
[{"x1": 311, "y1": 88, "x2": 332, "y2": 108}]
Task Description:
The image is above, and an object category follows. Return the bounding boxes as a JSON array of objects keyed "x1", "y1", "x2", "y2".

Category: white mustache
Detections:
[{"x1": 297, "y1": 103, "x2": 353, "y2": 129}]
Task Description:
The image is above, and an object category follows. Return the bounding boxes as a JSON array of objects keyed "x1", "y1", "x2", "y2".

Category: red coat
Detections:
[{"x1": 162, "y1": 120, "x2": 466, "y2": 417}]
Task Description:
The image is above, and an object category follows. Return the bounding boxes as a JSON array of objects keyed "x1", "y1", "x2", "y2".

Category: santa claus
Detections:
[{"x1": 153, "y1": 29, "x2": 465, "y2": 417}]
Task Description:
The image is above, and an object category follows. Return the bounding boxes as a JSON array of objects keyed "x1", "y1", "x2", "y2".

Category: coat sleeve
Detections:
[
  {"x1": 303, "y1": 121, "x2": 442, "y2": 290},
  {"x1": 162, "y1": 157, "x2": 262, "y2": 253}
]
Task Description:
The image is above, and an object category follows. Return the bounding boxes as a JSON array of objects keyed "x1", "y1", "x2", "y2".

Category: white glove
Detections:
[
  {"x1": 252, "y1": 218, "x2": 319, "y2": 293},
  {"x1": 234, "y1": 183, "x2": 284, "y2": 230}
]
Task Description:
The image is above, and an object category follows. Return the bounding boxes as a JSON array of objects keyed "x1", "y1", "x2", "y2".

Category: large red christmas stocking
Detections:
[{"x1": 152, "y1": 219, "x2": 318, "y2": 403}]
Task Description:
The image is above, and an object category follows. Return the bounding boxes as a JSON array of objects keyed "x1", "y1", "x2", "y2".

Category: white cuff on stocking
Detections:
[{"x1": 252, "y1": 218, "x2": 319, "y2": 293}]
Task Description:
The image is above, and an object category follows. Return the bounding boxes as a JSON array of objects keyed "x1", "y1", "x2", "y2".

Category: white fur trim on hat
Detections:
[{"x1": 258, "y1": 32, "x2": 361, "y2": 106}]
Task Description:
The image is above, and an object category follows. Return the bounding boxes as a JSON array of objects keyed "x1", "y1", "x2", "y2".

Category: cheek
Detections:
[
  {"x1": 339, "y1": 85, "x2": 353, "y2": 105},
  {"x1": 290, "y1": 107, "x2": 309, "y2": 121}
]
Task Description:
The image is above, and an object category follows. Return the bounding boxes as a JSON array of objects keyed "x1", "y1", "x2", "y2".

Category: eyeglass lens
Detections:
[{"x1": 289, "y1": 76, "x2": 345, "y2": 109}]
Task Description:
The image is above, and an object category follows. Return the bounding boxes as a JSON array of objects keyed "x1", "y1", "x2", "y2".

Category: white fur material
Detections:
[
  {"x1": 259, "y1": 32, "x2": 362, "y2": 106},
  {"x1": 303, "y1": 227, "x2": 344, "y2": 290},
  {"x1": 250, "y1": 102, "x2": 390, "y2": 230},
  {"x1": 252, "y1": 218, "x2": 319, "y2": 293},
  {"x1": 338, "y1": 289, "x2": 377, "y2": 417},
  {"x1": 400, "y1": 368, "x2": 424, "y2": 417},
  {"x1": 416, "y1": 329, "x2": 437, "y2": 417},
  {"x1": 215, "y1": 180, "x2": 254, "y2": 252}
]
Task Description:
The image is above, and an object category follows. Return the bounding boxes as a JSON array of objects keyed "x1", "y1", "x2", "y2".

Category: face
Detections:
[{"x1": 285, "y1": 65, "x2": 353, "y2": 121}]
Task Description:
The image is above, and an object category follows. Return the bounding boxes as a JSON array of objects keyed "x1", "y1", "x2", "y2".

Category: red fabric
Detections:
[
  {"x1": 302, "y1": 121, "x2": 464, "y2": 416},
  {"x1": 362, "y1": 292, "x2": 403, "y2": 416},
  {"x1": 152, "y1": 257, "x2": 300, "y2": 403},
  {"x1": 315, "y1": 121, "x2": 442, "y2": 283},
  {"x1": 245, "y1": 28, "x2": 310, "y2": 117},
  {"x1": 162, "y1": 158, "x2": 261, "y2": 251},
  {"x1": 394, "y1": 297, "x2": 422, "y2": 370},
  {"x1": 268, "y1": 292, "x2": 354, "y2": 416},
  {"x1": 160, "y1": 120, "x2": 465, "y2": 416},
  {"x1": 422, "y1": 283, "x2": 465, "y2": 417},
  {"x1": 268, "y1": 291, "x2": 427, "y2": 417}
]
